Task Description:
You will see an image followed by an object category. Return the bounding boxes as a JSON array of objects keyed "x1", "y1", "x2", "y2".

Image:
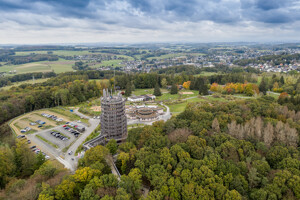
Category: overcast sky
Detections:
[{"x1": 0, "y1": 0, "x2": 300, "y2": 44}]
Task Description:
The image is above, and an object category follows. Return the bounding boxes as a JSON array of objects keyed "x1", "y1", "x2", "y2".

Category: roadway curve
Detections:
[{"x1": 65, "y1": 108, "x2": 100, "y2": 171}]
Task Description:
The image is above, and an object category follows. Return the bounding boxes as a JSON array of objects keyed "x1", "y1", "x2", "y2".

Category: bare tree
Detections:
[
  {"x1": 168, "y1": 128, "x2": 192, "y2": 144},
  {"x1": 254, "y1": 117, "x2": 263, "y2": 140},
  {"x1": 285, "y1": 124, "x2": 298, "y2": 147},
  {"x1": 263, "y1": 122, "x2": 274, "y2": 147},
  {"x1": 212, "y1": 118, "x2": 220, "y2": 133}
]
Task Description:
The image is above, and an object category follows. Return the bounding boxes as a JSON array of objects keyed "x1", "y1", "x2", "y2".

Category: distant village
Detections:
[{"x1": 91, "y1": 47, "x2": 300, "y2": 73}]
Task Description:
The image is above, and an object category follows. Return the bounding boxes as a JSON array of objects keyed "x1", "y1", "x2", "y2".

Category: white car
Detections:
[{"x1": 68, "y1": 151, "x2": 73, "y2": 155}]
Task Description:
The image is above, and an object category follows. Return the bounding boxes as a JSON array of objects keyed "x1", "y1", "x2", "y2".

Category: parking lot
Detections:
[{"x1": 36, "y1": 125, "x2": 82, "y2": 150}]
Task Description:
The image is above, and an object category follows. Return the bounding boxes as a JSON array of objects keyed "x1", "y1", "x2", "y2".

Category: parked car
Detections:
[
  {"x1": 30, "y1": 145, "x2": 36, "y2": 149},
  {"x1": 27, "y1": 140, "x2": 31, "y2": 144}
]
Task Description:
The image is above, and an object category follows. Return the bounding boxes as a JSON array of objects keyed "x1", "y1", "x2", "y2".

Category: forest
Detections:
[
  {"x1": 1, "y1": 97, "x2": 300, "y2": 199},
  {"x1": 0, "y1": 67, "x2": 299, "y2": 199}
]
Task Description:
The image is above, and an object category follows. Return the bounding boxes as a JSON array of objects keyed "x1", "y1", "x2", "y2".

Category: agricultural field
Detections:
[
  {"x1": 0, "y1": 78, "x2": 49, "y2": 90},
  {"x1": 0, "y1": 59, "x2": 75, "y2": 74},
  {"x1": 147, "y1": 53, "x2": 186, "y2": 60},
  {"x1": 14, "y1": 50, "x2": 95, "y2": 56},
  {"x1": 91, "y1": 59, "x2": 123, "y2": 68}
]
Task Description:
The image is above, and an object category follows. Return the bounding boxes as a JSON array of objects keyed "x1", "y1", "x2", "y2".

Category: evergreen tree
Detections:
[
  {"x1": 259, "y1": 78, "x2": 267, "y2": 95},
  {"x1": 199, "y1": 78, "x2": 208, "y2": 95},
  {"x1": 280, "y1": 76, "x2": 285, "y2": 86},
  {"x1": 125, "y1": 82, "x2": 132, "y2": 97},
  {"x1": 170, "y1": 83, "x2": 178, "y2": 94},
  {"x1": 153, "y1": 83, "x2": 162, "y2": 96}
]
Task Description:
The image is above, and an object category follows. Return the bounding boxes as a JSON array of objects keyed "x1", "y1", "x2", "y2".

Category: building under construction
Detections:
[{"x1": 100, "y1": 89, "x2": 127, "y2": 142}]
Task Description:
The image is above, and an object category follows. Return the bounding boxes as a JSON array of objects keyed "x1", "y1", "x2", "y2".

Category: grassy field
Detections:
[
  {"x1": 91, "y1": 60, "x2": 123, "y2": 68},
  {"x1": 195, "y1": 72, "x2": 220, "y2": 76},
  {"x1": 147, "y1": 53, "x2": 185, "y2": 60},
  {"x1": 168, "y1": 97, "x2": 205, "y2": 114},
  {"x1": 14, "y1": 50, "x2": 95, "y2": 56},
  {"x1": 88, "y1": 79, "x2": 110, "y2": 85},
  {"x1": 0, "y1": 78, "x2": 49, "y2": 90}
]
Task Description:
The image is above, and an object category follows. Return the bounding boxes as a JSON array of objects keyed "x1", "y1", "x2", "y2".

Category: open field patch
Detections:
[
  {"x1": 180, "y1": 92, "x2": 194, "y2": 95},
  {"x1": 90, "y1": 106, "x2": 101, "y2": 112}
]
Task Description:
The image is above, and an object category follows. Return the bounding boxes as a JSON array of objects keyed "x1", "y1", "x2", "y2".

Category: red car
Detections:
[{"x1": 63, "y1": 125, "x2": 67, "y2": 127}]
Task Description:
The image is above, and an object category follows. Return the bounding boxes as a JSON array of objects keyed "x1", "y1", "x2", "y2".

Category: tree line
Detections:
[
  {"x1": 0, "y1": 72, "x2": 56, "y2": 88},
  {"x1": 0, "y1": 54, "x2": 59, "y2": 65}
]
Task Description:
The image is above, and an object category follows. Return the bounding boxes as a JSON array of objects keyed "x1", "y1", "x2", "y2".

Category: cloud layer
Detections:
[{"x1": 0, "y1": 0, "x2": 299, "y2": 44}]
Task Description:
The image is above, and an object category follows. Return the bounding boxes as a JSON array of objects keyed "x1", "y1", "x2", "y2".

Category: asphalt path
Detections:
[{"x1": 64, "y1": 108, "x2": 100, "y2": 171}]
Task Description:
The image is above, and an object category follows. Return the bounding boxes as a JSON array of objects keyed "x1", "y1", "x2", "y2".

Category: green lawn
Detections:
[
  {"x1": 132, "y1": 89, "x2": 198, "y2": 101},
  {"x1": 168, "y1": 97, "x2": 205, "y2": 113},
  {"x1": 267, "y1": 92, "x2": 280, "y2": 99}
]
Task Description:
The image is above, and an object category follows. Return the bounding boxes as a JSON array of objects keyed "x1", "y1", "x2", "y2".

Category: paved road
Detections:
[
  {"x1": 160, "y1": 103, "x2": 171, "y2": 121},
  {"x1": 64, "y1": 108, "x2": 99, "y2": 171},
  {"x1": 26, "y1": 125, "x2": 74, "y2": 170}
]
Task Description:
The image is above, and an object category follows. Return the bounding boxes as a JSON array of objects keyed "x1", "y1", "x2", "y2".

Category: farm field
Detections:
[
  {"x1": 14, "y1": 50, "x2": 95, "y2": 56},
  {"x1": 0, "y1": 59, "x2": 75, "y2": 74},
  {"x1": 91, "y1": 59, "x2": 123, "y2": 68},
  {"x1": 0, "y1": 78, "x2": 49, "y2": 90}
]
